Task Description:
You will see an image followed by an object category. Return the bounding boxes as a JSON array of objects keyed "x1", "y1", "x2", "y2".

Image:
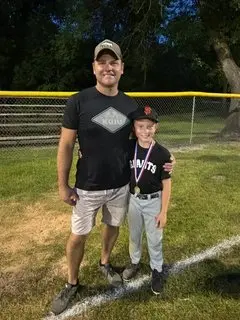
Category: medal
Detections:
[
  {"x1": 134, "y1": 186, "x2": 141, "y2": 194},
  {"x1": 133, "y1": 140, "x2": 154, "y2": 195}
]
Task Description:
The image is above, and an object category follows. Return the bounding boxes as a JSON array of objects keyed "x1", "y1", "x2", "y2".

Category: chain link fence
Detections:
[
  {"x1": 0, "y1": 93, "x2": 232, "y2": 154},
  {"x1": 0, "y1": 97, "x2": 65, "y2": 148},
  {"x1": 135, "y1": 96, "x2": 229, "y2": 146}
]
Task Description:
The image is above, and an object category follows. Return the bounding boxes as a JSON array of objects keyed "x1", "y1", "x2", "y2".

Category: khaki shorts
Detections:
[{"x1": 71, "y1": 184, "x2": 129, "y2": 235}]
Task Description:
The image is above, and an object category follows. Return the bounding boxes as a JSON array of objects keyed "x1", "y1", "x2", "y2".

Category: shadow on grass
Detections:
[
  {"x1": 204, "y1": 270, "x2": 240, "y2": 299},
  {"x1": 205, "y1": 270, "x2": 240, "y2": 299},
  {"x1": 166, "y1": 256, "x2": 240, "y2": 300}
]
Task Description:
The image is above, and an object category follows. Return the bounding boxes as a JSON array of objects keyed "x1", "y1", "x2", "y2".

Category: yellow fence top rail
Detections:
[{"x1": 1, "y1": 90, "x2": 240, "y2": 98}]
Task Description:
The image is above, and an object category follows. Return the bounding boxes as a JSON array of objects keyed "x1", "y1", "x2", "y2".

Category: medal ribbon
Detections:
[{"x1": 134, "y1": 141, "x2": 154, "y2": 186}]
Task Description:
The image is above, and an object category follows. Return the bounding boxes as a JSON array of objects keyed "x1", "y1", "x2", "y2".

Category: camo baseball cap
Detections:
[{"x1": 94, "y1": 39, "x2": 122, "y2": 60}]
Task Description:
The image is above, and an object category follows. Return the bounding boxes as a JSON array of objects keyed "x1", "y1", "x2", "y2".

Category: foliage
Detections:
[{"x1": 1, "y1": 0, "x2": 240, "y2": 92}]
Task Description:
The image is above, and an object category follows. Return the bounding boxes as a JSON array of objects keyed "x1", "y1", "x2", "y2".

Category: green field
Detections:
[
  {"x1": 157, "y1": 112, "x2": 225, "y2": 146},
  {"x1": 0, "y1": 142, "x2": 240, "y2": 320}
]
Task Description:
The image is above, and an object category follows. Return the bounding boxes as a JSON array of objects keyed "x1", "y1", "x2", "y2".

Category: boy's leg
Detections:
[
  {"x1": 127, "y1": 195, "x2": 144, "y2": 265},
  {"x1": 122, "y1": 195, "x2": 143, "y2": 281},
  {"x1": 143, "y1": 195, "x2": 163, "y2": 272},
  {"x1": 143, "y1": 194, "x2": 164, "y2": 294}
]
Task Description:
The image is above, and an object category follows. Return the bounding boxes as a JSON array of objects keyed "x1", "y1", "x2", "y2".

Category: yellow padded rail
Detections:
[{"x1": 1, "y1": 90, "x2": 240, "y2": 98}]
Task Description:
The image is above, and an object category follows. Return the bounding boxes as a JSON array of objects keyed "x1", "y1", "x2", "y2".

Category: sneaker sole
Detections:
[
  {"x1": 51, "y1": 285, "x2": 82, "y2": 315},
  {"x1": 122, "y1": 269, "x2": 140, "y2": 282},
  {"x1": 151, "y1": 286, "x2": 161, "y2": 295},
  {"x1": 122, "y1": 272, "x2": 139, "y2": 282},
  {"x1": 122, "y1": 277, "x2": 132, "y2": 282}
]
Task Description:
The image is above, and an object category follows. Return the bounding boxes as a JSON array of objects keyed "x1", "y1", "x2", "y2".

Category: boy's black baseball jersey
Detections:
[
  {"x1": 129, "y1": 140, "x2": 171, "y2": 194},
  {"x1": 62, "y1": 87, "x2": 138, "y2": 190}
]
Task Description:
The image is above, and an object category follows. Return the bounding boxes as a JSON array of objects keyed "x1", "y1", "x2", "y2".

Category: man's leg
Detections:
[
  {"x1": 99, "y1": 184, "x2": 129, "y2": 286},
  {"x1": 100, "y1": 224, "x2": 119, "y2": 264},
  {"x1": 99, "y1": 224, "x2": 122, "y2": 286},
  {"x1": 51, "y1": 233, "x2": 87, "y2": 315},
  {"x1": 51, "y1": 188, "x2": 101, "y2": 315},
  {"x1": 66, "y1": 233, "x2": 88, "y2": 284}
]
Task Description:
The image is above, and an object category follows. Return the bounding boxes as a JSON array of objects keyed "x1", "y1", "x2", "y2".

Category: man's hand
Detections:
[
  {"x1": 155, "y1": 212, "x2": 167, "y2": 229},
  {"x1": 163, "y1": 154, "x2": 176, "y2": 174},
  {"x1": 59, "y1": 185, "x2": 79, "y2": 206}
]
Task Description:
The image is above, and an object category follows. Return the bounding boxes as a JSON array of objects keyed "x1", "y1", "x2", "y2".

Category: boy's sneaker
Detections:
[
  {"x1": 122, "y1": 263, "x2": 140, "y2": 281},
  {"x1": 51, "y1": 282, "x2": 80, "y2": 315},
  {"x1": 151, "y1": 269, "x2": 164, "y2": 295},
  {"x1": 99, "y1": 261, "x2": 123, "y2": 287}
]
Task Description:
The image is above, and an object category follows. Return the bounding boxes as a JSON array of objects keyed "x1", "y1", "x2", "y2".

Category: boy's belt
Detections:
[{"x1": 134, "y1": 192, "x2": 160, "y2": 200}]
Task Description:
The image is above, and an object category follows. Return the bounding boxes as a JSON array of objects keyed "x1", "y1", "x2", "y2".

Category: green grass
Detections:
[
  {"x1": 0, "y1": 146, "x2": 78, "y2": 201},
  {"x1": 157, "y1": 114, "x2": 224, "y2": 146},
  {"x1": 0, "y1": 142, "x2": 239, "y2": 320}
]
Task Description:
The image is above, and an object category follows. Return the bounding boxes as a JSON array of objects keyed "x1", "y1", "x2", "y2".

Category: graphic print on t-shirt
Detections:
[
  {"x1": 92, "y1": 106, "x2": 129, "y2": 133},
  {"x1": 130, "y1": 159, "x2": 157, "y2": 174}
]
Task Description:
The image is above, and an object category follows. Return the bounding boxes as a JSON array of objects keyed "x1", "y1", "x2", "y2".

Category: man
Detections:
[{"x1": 51, "y1": 39, "x2": 174, "y2": 315}]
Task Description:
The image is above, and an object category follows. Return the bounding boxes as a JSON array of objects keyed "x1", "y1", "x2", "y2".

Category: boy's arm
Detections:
[{"x1": 155, "y1": 178, "x2": 172, "y2": 229}]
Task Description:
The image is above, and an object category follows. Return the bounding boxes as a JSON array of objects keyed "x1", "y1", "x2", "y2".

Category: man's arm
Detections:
[
  {"x1": 155, "y1": 178, "x2": 172, "y2": 229},
  {"x1": 57, "y1": 127, "x2": 79, "y2": 206},
  {"x1": 163, "y1": 154, "x2": 176, "y2": 173}
]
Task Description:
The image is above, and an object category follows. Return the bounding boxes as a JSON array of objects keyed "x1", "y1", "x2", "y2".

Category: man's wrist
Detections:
[
  {"x1": 160, "y1": 210, "x2": 167, "y2": 216},
  {"x1": 58, "y1": 182, "x2": 69, "y2": 189}
]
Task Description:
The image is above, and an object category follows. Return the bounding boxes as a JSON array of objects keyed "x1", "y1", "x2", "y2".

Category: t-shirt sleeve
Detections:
[
  {"x1": 128, "y1": 139, "x2": 136, "y2": 160},
  {"x1": 160, "y1": 149, "x2": 172, "y2": 180},
  {"x1": 62, "y1": 95, "x2": 79, "y2": 129}
]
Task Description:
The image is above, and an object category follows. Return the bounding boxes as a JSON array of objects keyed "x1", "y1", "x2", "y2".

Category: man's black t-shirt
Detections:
[
  {"x1": 129, "y1": 140, "x2": 171, "y2": 194},
  {"x1": 62, "y1": 87, "x2": 138, "y2": 190}
]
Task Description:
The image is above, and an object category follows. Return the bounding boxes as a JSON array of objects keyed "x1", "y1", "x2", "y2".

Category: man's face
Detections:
[{"x1": 92, "y1": 52, "x2": 124, "y2": 88}]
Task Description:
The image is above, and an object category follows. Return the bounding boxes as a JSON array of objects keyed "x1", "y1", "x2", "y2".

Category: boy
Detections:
[{"x1": 123, "y1": 106, "x2": 172, "y2": 295}]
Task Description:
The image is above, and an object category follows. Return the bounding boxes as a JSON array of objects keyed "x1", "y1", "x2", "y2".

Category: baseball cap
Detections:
[
  {"x1": 94, "y1": 39, "x2": 122, "y2": 60},
  {"x1": 129, "y1": 106, "x2": 159, "y2": 123}
]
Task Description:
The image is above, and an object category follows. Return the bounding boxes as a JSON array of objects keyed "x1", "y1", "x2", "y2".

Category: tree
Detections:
[
  {"x1": 82, "y1": 0, "x2": 170, "y2": 90},
  {"x1": 164, "y1": 0, "x2": 224, "y2": 92},
  {"x1": 196, "y1": 0, "x2": 240, "y2": 135},
  {"x1": 164, "y1": 0, "x2": 240, "y2": 135}
]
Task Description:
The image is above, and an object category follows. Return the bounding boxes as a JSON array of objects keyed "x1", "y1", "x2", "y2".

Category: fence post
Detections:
[{"x1": 190, "y1": 96, "x2": 196, "y2": 144}]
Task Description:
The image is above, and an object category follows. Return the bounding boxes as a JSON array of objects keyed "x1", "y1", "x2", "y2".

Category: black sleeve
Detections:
[
  {"x1": 160, "y1": 149, "x2": 172, "y2": 180},
  {"x1": 128, "y1": 139, "x2": 136, "y2": 160},
  {"x1": 62, "y1": 95, "x2": 79, "y2": 129}
]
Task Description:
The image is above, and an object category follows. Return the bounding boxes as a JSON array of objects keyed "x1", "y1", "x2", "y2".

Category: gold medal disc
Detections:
[{"x1": 134, "y1": 186, "x2": 141, "y2": 194}]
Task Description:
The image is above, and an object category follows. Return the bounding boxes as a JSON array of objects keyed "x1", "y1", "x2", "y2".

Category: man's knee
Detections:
[
  {"x1": 105, "y1": 224, "x2": 120, "y2": 233},
  {"x1": 68, "y1": 233, "x2": 88, "y2": 247}
]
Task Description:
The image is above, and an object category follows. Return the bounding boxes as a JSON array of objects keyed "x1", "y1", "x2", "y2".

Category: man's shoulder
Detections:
[
  {"x1": 118, "y1": 91, "x2": 138, "y2": 108},
  {"x1": 68, "y1": 87, "x2": 97, "y2": 102}
]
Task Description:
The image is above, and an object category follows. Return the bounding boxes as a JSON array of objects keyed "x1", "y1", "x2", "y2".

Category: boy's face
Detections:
[{"x1": 133, "y1": 119, "x2": 157, "y2": 144}]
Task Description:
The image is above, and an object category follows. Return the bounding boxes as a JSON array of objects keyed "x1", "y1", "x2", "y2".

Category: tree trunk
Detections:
[{"x1": 213, "y1": 39, "x2": 240, "y2": 136}]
